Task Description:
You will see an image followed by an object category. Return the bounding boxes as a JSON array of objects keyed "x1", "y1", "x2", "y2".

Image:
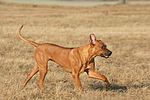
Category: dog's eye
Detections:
[{"x1": 101, "y1": 46, "x2": 106, "y2": 49}]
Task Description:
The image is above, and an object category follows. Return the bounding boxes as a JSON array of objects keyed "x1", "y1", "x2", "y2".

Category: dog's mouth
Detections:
[
  {"x1": 100, "y1": 50, "x2": 112, "y2": 58},
  {"x1": 100, "y1": 54, "x2": 109, "y2": 58}
]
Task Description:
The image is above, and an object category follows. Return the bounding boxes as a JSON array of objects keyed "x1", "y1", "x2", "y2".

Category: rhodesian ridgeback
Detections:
[{"x1": 19, "y1": 25, "x2": 112, "y2": 91}]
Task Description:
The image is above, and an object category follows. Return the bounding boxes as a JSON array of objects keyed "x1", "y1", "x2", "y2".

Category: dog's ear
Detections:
[{"x1": 90, "y1": 34, "x2": 96, "y2": 44}]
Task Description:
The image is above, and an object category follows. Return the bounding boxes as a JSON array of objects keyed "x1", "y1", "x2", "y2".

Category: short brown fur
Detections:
[{"x1": 19, "y1": 25, "x2": 112, "y2": 91}]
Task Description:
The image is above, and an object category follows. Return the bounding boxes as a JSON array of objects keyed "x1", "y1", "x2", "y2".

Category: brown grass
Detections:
[{"x1": 0, "y1": 2, "x2": 150, "y2": 100}]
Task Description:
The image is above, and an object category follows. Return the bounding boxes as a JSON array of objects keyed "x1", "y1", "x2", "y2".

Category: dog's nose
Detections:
[{"x1": 108, "y1": 50, "x2": 112, "y2": 56}]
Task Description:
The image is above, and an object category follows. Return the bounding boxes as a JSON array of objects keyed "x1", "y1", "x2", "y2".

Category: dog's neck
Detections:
[{"x1": 77, "y1": 43, "x2": 96, "y2": 64}]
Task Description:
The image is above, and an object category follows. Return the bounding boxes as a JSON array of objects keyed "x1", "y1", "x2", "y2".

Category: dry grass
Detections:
[{"x1": 0, "y1": 2, "x2": 150, "y2": 100}]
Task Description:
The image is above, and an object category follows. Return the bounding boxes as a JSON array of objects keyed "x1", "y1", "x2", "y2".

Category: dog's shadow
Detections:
[
  {"x1": 89, "y1": 83, "x2": 150, "y2": 92},
  {"x1": 88, "y1": 84, "x2": 127, "y2": 92}
]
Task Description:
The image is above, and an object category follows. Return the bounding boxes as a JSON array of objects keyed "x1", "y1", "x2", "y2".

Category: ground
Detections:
[{"x1": 0, "y1": 2, "x2": 150, "y2": 100}]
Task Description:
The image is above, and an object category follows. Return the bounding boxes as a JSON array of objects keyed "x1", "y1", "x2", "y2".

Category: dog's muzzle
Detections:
[{"x1": 100, "y1": 50, "x2": 112, "y2": 58}]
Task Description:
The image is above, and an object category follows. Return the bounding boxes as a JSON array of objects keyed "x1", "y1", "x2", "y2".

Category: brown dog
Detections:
[{"x1": 19, "y1": 25, "x2": 112, "y2": 91}]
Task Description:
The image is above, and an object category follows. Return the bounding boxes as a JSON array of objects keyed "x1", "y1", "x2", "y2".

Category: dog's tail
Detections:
[{"x1": 19, "y1": 25, "x2": 39, "y2": 47}]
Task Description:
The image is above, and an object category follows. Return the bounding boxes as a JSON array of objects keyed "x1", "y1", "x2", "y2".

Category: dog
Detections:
[{"x1": 19, "y1": 25, "x2": 112, "y2": 91}]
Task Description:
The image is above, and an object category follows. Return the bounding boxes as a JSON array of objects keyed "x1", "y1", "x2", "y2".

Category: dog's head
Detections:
[{"x1": 90, "y1": 34, "x2": 112, "y2": 58}]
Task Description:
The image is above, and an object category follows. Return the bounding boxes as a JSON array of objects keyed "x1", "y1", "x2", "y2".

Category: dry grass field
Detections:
[{"x1": 0, "y1": 2, "x2": 150, "y2": 100}]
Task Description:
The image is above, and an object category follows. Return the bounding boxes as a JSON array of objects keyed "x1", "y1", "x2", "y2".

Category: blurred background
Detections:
[
  {"x1": 0, "y1": 0, "x2": 150, "y2": 100},
  {"x1": 1, "y1": 0, "x2": 150, "y2": 6}
]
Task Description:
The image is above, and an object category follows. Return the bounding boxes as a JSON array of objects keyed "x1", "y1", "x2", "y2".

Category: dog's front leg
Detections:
[
  {"x1": 87, "y1": 69, "x2": 111, "y2": 85},
  {"x1": 72, "y1": 67, "x2": 82, "y2": 90},
  {"x1": 85, "y1": 59, "x2": 111, "y2": 85}
]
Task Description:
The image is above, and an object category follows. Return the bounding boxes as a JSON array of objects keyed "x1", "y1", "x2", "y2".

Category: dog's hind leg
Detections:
[
  {"x1": 37, "y1": 64, "x2": 48, "y2": 91},
  {"x1": 22, "y1": 62, "x2": 39, "y2": 87}
]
